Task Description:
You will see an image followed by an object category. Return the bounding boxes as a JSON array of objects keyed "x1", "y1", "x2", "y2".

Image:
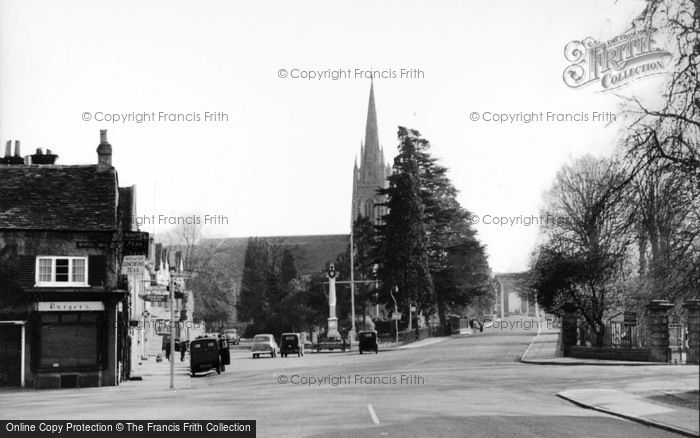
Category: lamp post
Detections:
[
  {"x1": 349, "y1": 227, "x2": 356, "y2": 345},
  {"x1": 372, "y1": 264, "x2": 379, "y2": 318},
  {"x1": 390, "y1": 286, "x2": 399, "y2": 343},
  {"x1": 168, "y1": 271, "x2": 175, "y2": 389}
]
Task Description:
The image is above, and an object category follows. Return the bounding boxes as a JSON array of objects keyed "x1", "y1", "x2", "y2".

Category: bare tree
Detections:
[
  {"x1": 531, "y1": 156, "x2": 634, "y2": 346},
  {"x1": 623, "y1": 0, "x2": 700, "y2": 176}
]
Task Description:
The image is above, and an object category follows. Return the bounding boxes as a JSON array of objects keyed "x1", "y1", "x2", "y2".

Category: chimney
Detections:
[
  {"x1": 31, "y1": 147, "x2": 59, "y2": 165},
  {"x1": 96, "y1": 129, "x2": 112, "y2": 171},
  {"x1": 2, "y1": 140, "x2": 26, "y2": 165}
]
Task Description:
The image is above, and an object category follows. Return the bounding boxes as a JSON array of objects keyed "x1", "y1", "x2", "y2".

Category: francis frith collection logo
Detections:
[{"x1": 563, "y1": 27, "x2": 672, "y2": 91}]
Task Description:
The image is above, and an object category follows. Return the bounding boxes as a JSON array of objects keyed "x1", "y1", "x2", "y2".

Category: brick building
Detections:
[{"x1": 0, "y1": 131, "x2": 136, "y2": 388}]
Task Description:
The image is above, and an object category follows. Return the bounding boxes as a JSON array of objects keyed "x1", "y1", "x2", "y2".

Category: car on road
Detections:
[
  {"x1": 280, "y1": 333, "x2": 304, "y2": 357},
  {"x1": 205, "y1": 332, "x2": 220, "y2": 339},
  {"x1": 358, "y1": 330, "x2": 378, "y2": 354},
  {"x1": 223, "y1": 329, "x2": 241, "y2": 345},
  {"x1": 251, "y1": 334, "x2": 278, "y2": 358},
  {"x1": 189, "y1": 338, "x2": 221, "y2": 376}
]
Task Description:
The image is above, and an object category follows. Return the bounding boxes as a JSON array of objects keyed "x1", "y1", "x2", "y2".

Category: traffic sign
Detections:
[
  {"x1": 141, "y1": 310, "x2": 150, "y2": 318},
  {"x1": 391, "y1": 312, "x2": 402, "y2": 321}
]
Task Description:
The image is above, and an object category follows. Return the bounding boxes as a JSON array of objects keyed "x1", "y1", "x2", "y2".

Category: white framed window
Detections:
[{"x1": 35, "y1": 257, "x2": 89, "y2": 287}]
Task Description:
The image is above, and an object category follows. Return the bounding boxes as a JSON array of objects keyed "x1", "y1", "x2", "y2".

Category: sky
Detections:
[{"x1": 0, "y1": 0, "x2": 668, "y2": 273}]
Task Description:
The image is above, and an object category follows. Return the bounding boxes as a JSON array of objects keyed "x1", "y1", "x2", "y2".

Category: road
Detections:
[{"x1": 1, "y1": 318, "x2": 696, "y2": 437}]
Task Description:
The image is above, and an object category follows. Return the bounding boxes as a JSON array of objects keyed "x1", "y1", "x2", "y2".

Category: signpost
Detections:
[
  {"x1": 121, "y1": 255, "x2": 145, "y2": 275},
  {"x1": 123, "y1": 231, "x2": 150, "y2": 256}
]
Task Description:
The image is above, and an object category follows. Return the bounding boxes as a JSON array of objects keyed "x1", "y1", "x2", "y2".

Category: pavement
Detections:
[
  {"x1": 129, "y1": 354, "x2": 192, "y2": 390},
  {"x1": 520, "y1": 325, "x2": 700, "y2": 436}
]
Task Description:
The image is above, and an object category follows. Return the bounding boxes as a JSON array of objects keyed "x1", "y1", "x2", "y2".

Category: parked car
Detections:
[
  {"x1": 223, "y1": 329, "x2": 241, "y2": 345},
  {"x1": 251, "y1": 334, "x2": 278, "y2": 358},
  {"x1": 280, "y1": 333, "x2": 304, "y2": 357},
  {"x1": 204, "y1": 332, "x2": 219, "y2": 339}
]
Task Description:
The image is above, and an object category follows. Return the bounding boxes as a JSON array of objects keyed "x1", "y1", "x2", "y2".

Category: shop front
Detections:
[{"x1": 31, "y1": 298, "x2": 121, "y2": 389}]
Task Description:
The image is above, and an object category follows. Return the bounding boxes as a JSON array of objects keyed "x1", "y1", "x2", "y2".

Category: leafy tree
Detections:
[
  {"x1": 376, "y1": 127, "x2": 434, "y2": 317},
  {"x1": 236, "y1": 238, "x2": 336, "y2": 336},
  {"x1": 374, "y1": 127, "x2": 492, "y2": 329}
]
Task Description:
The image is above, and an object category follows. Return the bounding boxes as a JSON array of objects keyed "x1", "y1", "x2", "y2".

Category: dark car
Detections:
[
  {"x1": 358, "y1": 331, "x2": 378, "y2": 354},
  {"x1": 189, "y1": 338, "x2": 221, "y2": 376},
  {"x1": 280, "y1": 333, "x2": 304, "y2": 357}
]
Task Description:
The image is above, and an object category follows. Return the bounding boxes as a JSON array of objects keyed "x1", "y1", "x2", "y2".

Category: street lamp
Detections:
[
  {"x1": 372, "y1": 264, "x2": 379, "y2": 318},
  {"x1": 390, "y1": 286, "x2": 399, "y2": 343}
]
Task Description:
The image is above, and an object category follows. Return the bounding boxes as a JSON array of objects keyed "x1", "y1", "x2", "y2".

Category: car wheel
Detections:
[
  {"x1": 190, "y1": 371, "x2": 195, "y2": 377},
  {"x1": 216, "y1": 365, "x2": 221, "y2": 374},
  {"x1": 359, "y1": 349, "x2": 363, "y2": 354},
  {"x1": 253, "y1": 354, "x2": 258, "y2": 359}
]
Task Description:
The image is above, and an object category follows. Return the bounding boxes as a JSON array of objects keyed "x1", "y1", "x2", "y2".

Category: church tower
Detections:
[{"x1": 352, "y1": 81, "x2": 391, "y2": 224}]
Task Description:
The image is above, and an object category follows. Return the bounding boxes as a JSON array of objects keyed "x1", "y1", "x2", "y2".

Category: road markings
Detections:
[{"x1": 367, "y1": 404, "x2": 380, "y2": 424}]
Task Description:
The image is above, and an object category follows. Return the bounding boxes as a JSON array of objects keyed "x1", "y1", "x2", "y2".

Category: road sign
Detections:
[
  {"x1": 623, "y1": 311, "x2": 637, "y2": 326},
  {"x1": 141, "y1": 294, "x2": 169, "y2": 302},
  {"x1": 121, "y1": 255, "x2": 145, "y2": 275},
  {"x1": 391, "y1": 312, "x2": 402, "y2": 321},
  {"x1": 141, "y1": 310, "x2": 150, "y2": 318}
]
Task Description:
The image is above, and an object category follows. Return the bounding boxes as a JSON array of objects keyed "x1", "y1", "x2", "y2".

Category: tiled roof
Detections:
[{"x1": 0, "y1": 165, "x2": 118, "y2": 230}]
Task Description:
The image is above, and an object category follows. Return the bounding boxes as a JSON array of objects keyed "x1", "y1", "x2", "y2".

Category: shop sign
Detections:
[{"x1": 36, "y1": 301, "x2": 104, "y2": 312}]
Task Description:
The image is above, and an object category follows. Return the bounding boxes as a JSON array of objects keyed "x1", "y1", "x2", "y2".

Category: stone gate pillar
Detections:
[
  {"x1": 561, "y1": 302, "x2": 578, "y2": 356},
  {"x1": 646, "y1": 300, "x2": 674, "y2": 363},
  {"x1": 683, "y1": 299, "x2": 700, "y2": 365}
]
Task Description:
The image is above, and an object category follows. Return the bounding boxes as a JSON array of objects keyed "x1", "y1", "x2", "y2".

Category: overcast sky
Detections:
[{"x1": 0, "y1": 0, "x2": 667, "y2": 273}]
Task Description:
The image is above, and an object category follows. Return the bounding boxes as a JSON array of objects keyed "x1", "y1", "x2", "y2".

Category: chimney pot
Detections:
[
  {"x1": 14, "y1": 140, "x2": 20, "y2": 157},
  {"x1": 100, "y1": 129, "x2": 108, "y2": 144},
  {"x1": 35, "y1": 148, "x2": 43, "y2": 155},
  {"x1": 4, "y1": 141, "x2": 10, "y2": 158}
]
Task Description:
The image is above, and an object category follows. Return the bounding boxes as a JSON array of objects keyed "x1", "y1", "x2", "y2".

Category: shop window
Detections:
[{"x1": 38, "y1": 312, "x2": 102, "y2": 369}]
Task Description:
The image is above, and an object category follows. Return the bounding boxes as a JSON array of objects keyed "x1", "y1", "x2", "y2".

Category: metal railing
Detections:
[{"x1": 579, "y1": 321, "x2": 650, "y2": 349}]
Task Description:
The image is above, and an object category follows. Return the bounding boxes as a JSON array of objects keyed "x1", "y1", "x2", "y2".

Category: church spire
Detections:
[{"x1": 362, "y1": 80, "x2": 380, "y2": 180}]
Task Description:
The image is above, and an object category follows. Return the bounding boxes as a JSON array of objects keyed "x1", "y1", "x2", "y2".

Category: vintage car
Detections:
[
  {"x1": 280, "y1": 333, "x2": 304, "y2": 357},
  {"x1": 358, "y1": 330, "x2": 378, "y2": 354},
  {"x1": 251, "y1": 334, "x2": 278, "y2": 358},
  {"x1": 223, "y1": 329, "x2": 241, "y2": 345},
  {"x1": 189, "y1": 338, "x2": 221, "y2": 376}
]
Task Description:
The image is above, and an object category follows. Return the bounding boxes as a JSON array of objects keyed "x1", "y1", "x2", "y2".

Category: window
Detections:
[
  {"x1": 38, "y1": 312, "x2": 102, "y2": 369},
  {"x1": 35, "y1": 257, "x2": 89, "y2": 287}
]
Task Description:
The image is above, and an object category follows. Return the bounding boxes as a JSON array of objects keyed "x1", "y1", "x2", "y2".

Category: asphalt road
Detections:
[{"x1": 1, "y1": 317, "x2": 696, "y2": 437}]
